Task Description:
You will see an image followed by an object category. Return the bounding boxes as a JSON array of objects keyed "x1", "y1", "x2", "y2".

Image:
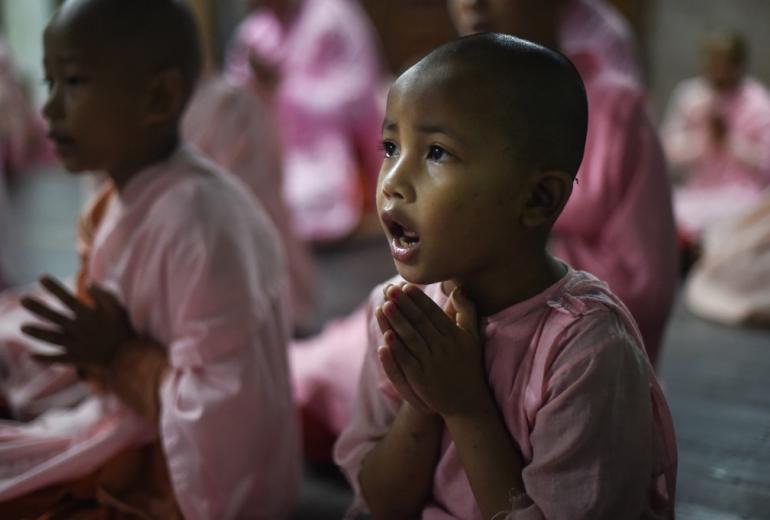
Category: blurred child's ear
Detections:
[
  {"x1": 521, "y1": 170, "x2": 573, "y2": 227},
  {"x1": 143, "y1": 68, "x2": 186, "y2": 126}
]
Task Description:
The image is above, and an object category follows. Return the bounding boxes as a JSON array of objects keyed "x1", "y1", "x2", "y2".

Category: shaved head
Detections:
[
  {"x1": 49, "y1": 0, "x2": 202, "y2": 102},
  {"x1": 402, "y1": 33, "x2": 588, "y2": 177}
]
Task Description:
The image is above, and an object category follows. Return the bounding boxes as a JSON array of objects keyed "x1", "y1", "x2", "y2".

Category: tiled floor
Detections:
[{"x1": 6, "y1": 169, "x2": 770, "y2": 519}]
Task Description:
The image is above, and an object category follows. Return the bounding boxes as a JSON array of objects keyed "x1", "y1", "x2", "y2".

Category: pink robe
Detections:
[
  {"x1": 551, "y1": 54, "x2": 678, "y2": 365},
  {"x1": 227, "y1": 0, "x2": 386, "y2": 242},
  {"x1": 0, "y1": 147, "x2": 300, "y2": 519},
  {"x1": 183, "y1": 75, "x2": 317, "y2": 329},
  {"x1": 661, "y1": 76, "x2": 770, "y2": 239},
  {"x1": 559, "y1": 0, "x2": 642, "y2": 82},
  {"x1": 685, "y1": 188, "x2": 770, "y2": 326},
  {"x1": 335, "y1": 269, "x2": 677, "y2": 519}
]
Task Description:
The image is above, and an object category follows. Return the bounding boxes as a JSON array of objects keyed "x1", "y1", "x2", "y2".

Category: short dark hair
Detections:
[
  {"x1": 53, "y1": 0, "x2": 203, "y2": 104},
  {"x1": 704, "y1": 27, "x2": 748, "y2": 67},
  {"x1": 415, "y1": 32, "x2": 588, "y2": 178}
]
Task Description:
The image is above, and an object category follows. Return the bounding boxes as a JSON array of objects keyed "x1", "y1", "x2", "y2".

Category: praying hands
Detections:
[
  {"x1": 375, "y1": 282, "x2": 494, "y2": 418},
  {"x1": 20, "y1": 275, "x2": 136, "y2": 369}
]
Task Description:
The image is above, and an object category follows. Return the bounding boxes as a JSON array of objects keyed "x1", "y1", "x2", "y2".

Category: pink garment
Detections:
[
  {"x1": 661, "y1": 77, "x2": 770, "y2": 238},
  {"x1": 0, "y1": 147, "x2": 300, "y2": 519},
  {"x1": 559, "y1": 0, "x2": 642, "y2": 82},
  {"x1": 227, "y1": 0, "x2": 386, "y2": 242},
  {"x1": 290, "y1": 304, "x2": 368, "y2": 441},
  {"x1": 552, "y1": 55, "x2": 678, "y2": 365},
  {"x1": 685, "y1": 188, "x2": 770, "y2": 326},
  {"x1": 184, "y1": 75, "x2": 317, "y2": 328},
  {"x1": 335, "y1": 269, "x2": 677, "y2": 519}
]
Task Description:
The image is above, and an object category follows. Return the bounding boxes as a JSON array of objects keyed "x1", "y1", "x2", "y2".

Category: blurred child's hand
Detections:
[
  {"x1": 708, "y1": 111, "x2": 728, "y2": 146},
  {"x1": 248, "y1": 51, "x2": 281, "y2": 100},
  {"x1": 20, "y1": 276, "x2": 136, "y2": 368},
  {"x1": 376, "y1": 283, "x2": 491, "y2": 418}
]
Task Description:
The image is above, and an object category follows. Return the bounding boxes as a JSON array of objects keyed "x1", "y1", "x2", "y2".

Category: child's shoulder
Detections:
[
  {"x1": 130, "y1": 146, "x2": 277, "y2": 248},
  {"x1": 533, "y1": 270, "x2": 649, "y2": 381},
  {"x1": 153, "y1": 147, "x2": 263, "y2": 221}
]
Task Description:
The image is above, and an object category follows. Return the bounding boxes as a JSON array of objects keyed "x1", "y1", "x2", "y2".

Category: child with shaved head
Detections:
[
  {"x1": 334, "y1": 33, "x2": 677, "y2": 519},
  {"x1": 0, "y1": 0, "x2": 299, "y2": 517}
]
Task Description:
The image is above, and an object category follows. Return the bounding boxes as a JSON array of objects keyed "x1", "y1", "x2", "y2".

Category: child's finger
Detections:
[
  {"x1": 450, "y1": 288, "x2": 479, "y2": 339},
  {"x1": 88, "y1": 285, "x2": 127, "y2": 319},
  {"x1": 39, "y1": 276, "x2": 86, "y2": 315},
  {"x1": 87, "y1": 284, "x2": 118, "y2": 305},
  {"x1": 382, "y1": 301, "x2": 431, "y2": 361},
  {"x1": 375, "y1": 306, "x2": 392, "y2": 335},
  {"x1": 378, "y1": 344, "x2": 432, "y2": 414},
  {"x1": 21, "y1": 297, "x2": 74, "y2": 329},
  {"x1": 383, "y1": 329, "x2": 423, "y2": 374},
  {"x1": 21, "y1": 324, "x2": 75, "y2": 350},
  {"x1": 402, "y1": 284, "x2": 455, "y2": 336},
  {"x1": 385, "y1": 285, "x2": 441, "y2": 345}
]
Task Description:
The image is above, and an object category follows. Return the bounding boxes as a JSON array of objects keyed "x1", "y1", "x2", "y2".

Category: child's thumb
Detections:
[{"x1": 450, "y1": 288, "x2": 478, "y2": 337}]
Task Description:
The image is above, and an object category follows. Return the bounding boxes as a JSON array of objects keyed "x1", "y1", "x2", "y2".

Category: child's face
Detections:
[
  {"x1": 42, "y1": 18, "x2": 146, "y2": 174},
  {"x1": 376, "y1": 68, "x2": 529, "y2": 287},
  {"x1": 447, "y1": 0, "x2": 562, "y2": 42},
  {"x1": 703, "y1": 44, "x2": 743, "y2": 92}
]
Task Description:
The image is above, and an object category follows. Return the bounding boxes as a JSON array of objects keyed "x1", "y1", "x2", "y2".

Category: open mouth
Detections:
[
  {"x1": 48, "y1": 132, "x2": 76, "y2": 149},
  {"x1": 388, "y1": 220, "x2": 420, "y2": 249},
  {"x1": 381, "y1": 211, "x2": 420, "y2": 262}
]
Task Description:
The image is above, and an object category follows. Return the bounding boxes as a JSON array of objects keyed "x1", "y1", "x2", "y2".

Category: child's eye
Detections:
[
  {"x1": 427, "y1": 145, "x2": 449, "y2": 162},
  {"x1": 380, "y1": 140, "x2": 398, "y2": 158},
  {"x1": 65, "y1": 76, "x2": 86, "y2": 86}
]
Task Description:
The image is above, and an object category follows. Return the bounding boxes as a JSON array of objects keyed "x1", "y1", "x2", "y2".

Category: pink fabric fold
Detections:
[{"x1": 335, "y1": 269, "x2": 677, "y2": 519}]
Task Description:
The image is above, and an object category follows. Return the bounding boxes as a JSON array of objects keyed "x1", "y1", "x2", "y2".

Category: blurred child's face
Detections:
[
  {"x1": 703, "y1": 44, "x2": 743, "y2": 92},
  {"x1": 447, "y1": 0, "x2": 562, "y2": 43},
  {"x1": 42, "y1": 16, "x2": 145, "y2": 174},
  {"x1": 376, "y1": 67, "x2": 529, "y2": 287}
]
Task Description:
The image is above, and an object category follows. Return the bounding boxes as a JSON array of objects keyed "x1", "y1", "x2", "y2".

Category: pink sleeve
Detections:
[
  {"x1": 510, "y1": 314, "x2": 657, "y2": 519},
  {"x1": 158, "y1": 225, "x2": 299, "y2": 519},
  {"x1": 333, "y1": 290, "x2": 402, "y2": 510},
  {"x1": 553, "y1": 88, "x2": 678, "y2": 358}
]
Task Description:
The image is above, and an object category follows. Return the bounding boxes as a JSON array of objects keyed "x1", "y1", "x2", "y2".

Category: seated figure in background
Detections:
[
  {"x1": 662, "y1": 28, "x2": 770, "y2": 258},
  {"x1": 227, "y1": 0, "x2": 387, "y2": 244}
]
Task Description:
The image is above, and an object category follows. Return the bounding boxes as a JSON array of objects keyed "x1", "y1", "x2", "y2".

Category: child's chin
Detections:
[
  {"x1": 394, "y1": 266, "x2": 438, "y2": 286},
  {"x1": 58, "y1": 158, "x2": 90, "y2": 174}
]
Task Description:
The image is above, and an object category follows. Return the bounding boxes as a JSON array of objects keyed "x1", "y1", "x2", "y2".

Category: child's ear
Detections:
[
  {"x1": 520, "y1": 170, "x2": 573, "y2": 227},
  {"x1": 143, "y1": 68, "x2": 186, "y2": 126}
]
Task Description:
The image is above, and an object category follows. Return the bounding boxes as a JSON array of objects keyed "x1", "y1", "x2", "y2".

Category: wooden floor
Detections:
[{"x1": 8, "y1": 169, "x2": 770, "y2": 520}]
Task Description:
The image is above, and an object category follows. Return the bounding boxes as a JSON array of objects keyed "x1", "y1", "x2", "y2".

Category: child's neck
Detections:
[
  {"x1": 443, "y1": 253, "x2": 567, "y2": 317},
  {"x1": 108, "y1": 132, "x2": 180, "y2": 192}
]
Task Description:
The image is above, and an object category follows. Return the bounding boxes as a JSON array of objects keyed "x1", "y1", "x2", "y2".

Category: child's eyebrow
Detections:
[
  {"x1": 382, "y1": 120, "x2": 467, "y2": 146},
  {"x1": 416, "y1": 124, "x2": 467, "y2": 145}
]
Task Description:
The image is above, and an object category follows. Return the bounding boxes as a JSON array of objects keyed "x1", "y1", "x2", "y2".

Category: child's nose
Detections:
[
  {"x1": 380, "y1": 162, "x2": 415, "y2": 202},
  {"x1": 42, "y1": 87, "x2": 62, "y2": 121}
]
